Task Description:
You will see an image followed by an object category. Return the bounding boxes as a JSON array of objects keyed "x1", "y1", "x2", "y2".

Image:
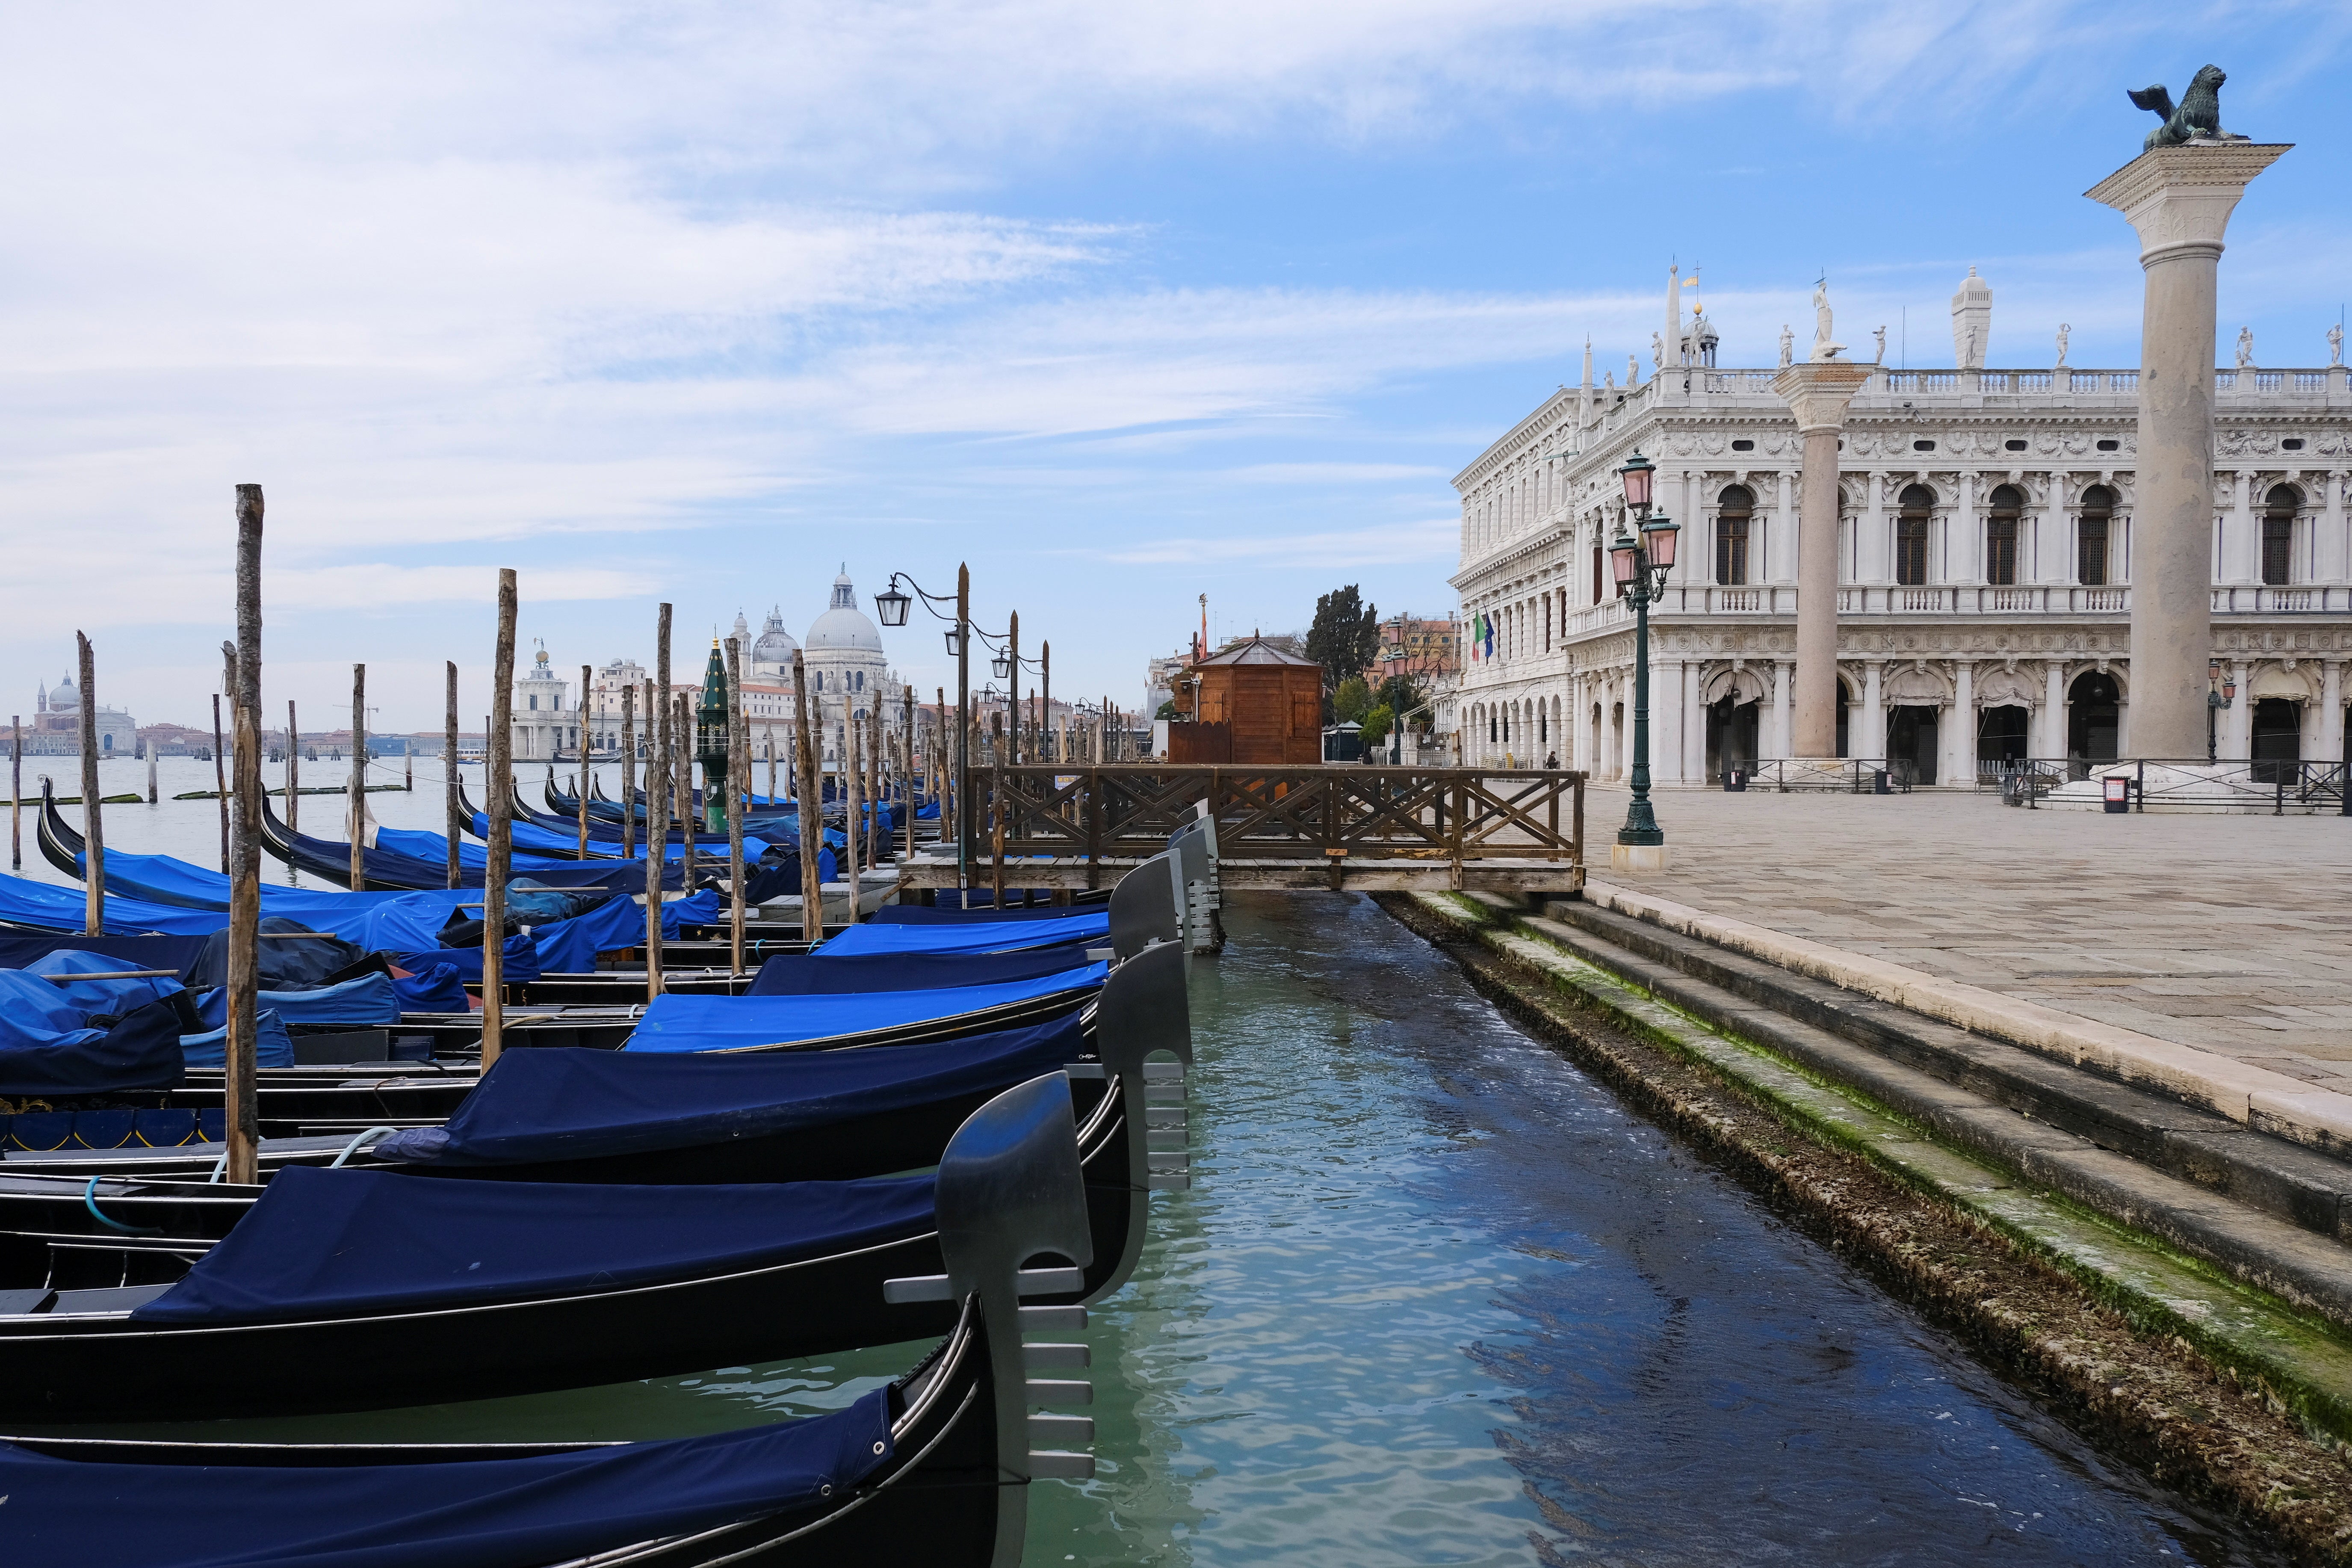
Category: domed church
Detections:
[{"x1": 802, "y1": 569, "x2": 900, "y2": 768}]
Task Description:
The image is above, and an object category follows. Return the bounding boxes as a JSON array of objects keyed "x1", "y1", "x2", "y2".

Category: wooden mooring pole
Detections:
[
  {"x1": 725, "y1": 635, "x2": 746, "y2": 976},
  {"x1": 791, "y1": 649, "x2": 821, "y2": 943},
  {"x1": 482, "y1": 570, "x2": 516, "y2": 1069},
  {"x1": 285, "y1": 700, "x2": 298, "y2": 841},
  {"x1": 9, "y1": 713, "x2": 19, "y2": 871},
  {"x1": 348, "y1": 664, "x2": 366, "y2": 892},
  {"x1": 443, "y1": 663, "x2": 461, "y2": 890},
  {"x1": 645, "y1": 608, "x2": 671, "y2": 1000},
  {"x1": 674, "y1": 692, "x2": 694, "y2": 880},
  {"x1": 224, "y1": 484, "x2": 264, "y2": 1187},
  {"x1": 843, "y1": 714, "x2": 861, "y2": 924},
  {"x1": 619, "y1": 683, "x2": 636, "y2": 861},
  {"x1": 75, "y1": 632, "x2": 103, "y2": 936},
  {"x1": 579, "y1": 663, "x2": 593, "y2": 859}
]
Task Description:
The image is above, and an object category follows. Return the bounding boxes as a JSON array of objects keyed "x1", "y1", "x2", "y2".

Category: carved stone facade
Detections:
[{"x1": 1450, "y1": 293, "x2": 2352, "y2": 786}]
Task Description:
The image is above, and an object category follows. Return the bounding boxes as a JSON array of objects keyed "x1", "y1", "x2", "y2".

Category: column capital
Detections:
[
  {"x1": 1770, "y1": 360, "x2": 1873, "y2": 434},
  {"x1": 2086, "y1": 143, "x2": 2291, "y2": 268}
]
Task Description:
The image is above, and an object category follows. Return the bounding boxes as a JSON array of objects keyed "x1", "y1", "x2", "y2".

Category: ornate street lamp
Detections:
[
  {"x1": 873, "y1": 582, "x2": 912, "y2": 628},
  {"x1": 2206, "y1": 659, "x2": 2236, "y2": 762},
  {"x1": 1612, "y1": 449, "x2": 1679, "y2": 854}
]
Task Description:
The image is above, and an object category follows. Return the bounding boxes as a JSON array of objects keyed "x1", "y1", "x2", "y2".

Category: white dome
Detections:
[
  {"x1": 751, "y1": 606, "x2": 800, "y2": 664},
  {"x1": 49, "y1": 675, "x2": 80, "y2": 710},
  {"x1": 806, "y1": 572, "x2": 883, "y2": 654}
]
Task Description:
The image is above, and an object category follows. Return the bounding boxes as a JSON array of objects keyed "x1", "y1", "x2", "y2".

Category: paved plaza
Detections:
[{"x1": 1578, "y1": 782, "x2": 2352, "y2": 1091}]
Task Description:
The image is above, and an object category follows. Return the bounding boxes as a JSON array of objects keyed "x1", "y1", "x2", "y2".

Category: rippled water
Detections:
[{"x1": 14, "y1": 775, "x2": 2283, "y2": 1563}]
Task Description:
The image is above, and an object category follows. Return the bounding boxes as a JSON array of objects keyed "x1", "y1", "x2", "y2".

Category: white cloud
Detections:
[{"x1": 1099, "y1": 517, "x2": 1457, "y2": 568}]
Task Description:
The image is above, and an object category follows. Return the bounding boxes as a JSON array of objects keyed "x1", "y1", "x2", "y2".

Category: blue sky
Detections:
[{"x1": 2, "y1": 2, "x2": 2346, "y2": 729}]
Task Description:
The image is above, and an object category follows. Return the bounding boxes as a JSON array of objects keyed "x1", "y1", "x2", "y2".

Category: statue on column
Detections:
[
  {"x1": 1808, "y1": 281, "x2": 1844, "y2": 362},
  {"x1": 2328, "y1": 322, "x2": 2343, "y2": 367},
  {"x1": 1872, "y1": 325, "x2": 1886, "y2": 365},
  {"x1": 2055, "y1": 323, "x2": 2070, "y2": 368},
  {"x1": 2236, "y1": 326, "x2": 2255, "y2": 369},
  {"x1": 2127, "y1": 66, "x2": 2245, "y2": 151}
]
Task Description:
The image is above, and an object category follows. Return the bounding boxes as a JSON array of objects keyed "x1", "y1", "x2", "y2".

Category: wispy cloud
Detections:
[{"x1": 1098, "y1": 517, "x2": 1458, "y2": 568}]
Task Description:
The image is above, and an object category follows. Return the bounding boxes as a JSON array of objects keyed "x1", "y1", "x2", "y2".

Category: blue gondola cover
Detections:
[
  {"x1": 748, "y1": 948, "x2": 1103, "y2": 995},
  {"x1": 389, "y1": 962, "x2": 469, "y2": 1013},
  {"x1": 0, "y1": 996, "x2": 186, "y2": 1096},
  {"x1": 374, "y1": 1014, "x2": 1085, "y2": 1166},
  {"x1": 179, "y1": 1009, "x2": 296, "y2": 1071},
  {"x1": 0, "y1": 933, "x2": 208, "y2": 980},
  {"x1": 193, "y1": 973, "x2": 400, "y2": 1031},
  {"x1": 133, "y1": 1164, "x2": 936, "y2": 1324},
  {"x1": 0, "y1": 1389, "x2": 893, "y2": 1568},
  {"x1": 623, "y1": 964, "x2": 1105, "y2": 1052},
  {"x1": 815, "y1": 909, "x2": 1109, "y2": 957}
]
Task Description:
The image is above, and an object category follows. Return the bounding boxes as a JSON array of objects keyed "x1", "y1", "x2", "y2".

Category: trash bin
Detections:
[
  {"x1": 2102, "y1": 775, "x2": 2130, "y2": 814},
  {"x1": 1873, "y1": 769, "x2": 1891, "y2": 796},
  {"x1": 1723, "y1": 770, "x2": 1746, "y2": 792}
]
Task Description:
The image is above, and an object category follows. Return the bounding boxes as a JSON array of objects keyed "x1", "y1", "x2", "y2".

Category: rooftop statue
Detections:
[{"x1": 2127, "y1": 65, "x2": 2247, "y2": 151}]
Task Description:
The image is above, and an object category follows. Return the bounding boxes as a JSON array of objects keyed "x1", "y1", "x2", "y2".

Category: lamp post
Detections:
[
  {"x1": 2205, "y1": 659, "x2": 2236, "y2": 762},
  {"x1": 1608, "y1": 450, "x2": 1679, "y2": 862}
]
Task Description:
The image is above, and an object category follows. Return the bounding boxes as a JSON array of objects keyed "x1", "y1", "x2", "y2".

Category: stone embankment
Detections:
[{"x1": 1382, "y1": 887, "x2": 2352, "y2": 1566}]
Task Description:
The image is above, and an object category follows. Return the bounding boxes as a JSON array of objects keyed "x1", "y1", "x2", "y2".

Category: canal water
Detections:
[{"x1": 12, "y1": 765, "x2": 2283, "y2": 1563}]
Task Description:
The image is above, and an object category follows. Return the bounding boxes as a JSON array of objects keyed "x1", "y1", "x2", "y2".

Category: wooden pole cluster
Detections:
[
  {"x1": 843, "y1": 715, "x2": 861, "y2": 925},
  {"x1": 443, "y1": 664, "x2": 461, "y2": 890},
  {"x1": 224, "y1": 484, "x2": 265, "y2": 1187},
  {"x1": 903, "y1": 687, "x2": 916, "y2": 862},
  {"x1": 644, "y1": 607, "x2": 672, "y2": 999},
  {"x1": 348, "y1": 664, "x2": 367, "y2": 892},
  {"x1": 75, "y1": 632, "x2": 103, "y2": 936},
  {"x1": 791, "y1": 648, "x2": 821, "y2": 942},
  {"x1": 619, "y1": 683, "x2": 636, "y2": 860},
  {"x1": 579, "y1": 663, "x2": 593, "y2": 859},
  {"x1": 868, "y1": 714, "x2": 882, "y2": 876},
  {"x1": 674, "y1": 692, "x2": 694, "y2": 875},
  {"x1": 725, "y1": 636, "x2": 747, "y2": 976}
]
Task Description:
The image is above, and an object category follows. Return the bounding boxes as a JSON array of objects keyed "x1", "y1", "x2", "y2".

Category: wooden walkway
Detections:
[{"x1": 900, "y1": 765, "x2": 1586, "y2": 894}]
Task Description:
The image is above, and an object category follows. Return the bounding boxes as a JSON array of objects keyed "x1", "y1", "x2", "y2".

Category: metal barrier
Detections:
[
  {"x1": 1744, "y1": 759, "x2": 1914, "y2": 794},
  {"x1": 2109, "y1": 759, "x2": 2350, "y2": 816}
]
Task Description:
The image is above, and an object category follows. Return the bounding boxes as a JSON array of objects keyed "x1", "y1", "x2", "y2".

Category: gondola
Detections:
[
  {"x1": 250, "y1": 791, "x2": 646, "y2": 893},
  {"x1": 0, "y1": 1011, "x2": 1174, "y2": 1421},
  {"x1": 0, "y1": 1070, "x2": 1096, "y2": 1568}
]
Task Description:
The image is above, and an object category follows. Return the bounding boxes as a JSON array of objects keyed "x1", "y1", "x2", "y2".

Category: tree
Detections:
[
  {"x1": 1372, "y1": 673, "x2": 1423, "y2": 726},
  {"x1": 1305, "y1": 585, "x2": 1380, "y2": 696},
  {"x1": 1154, "y1": 700, "x2": 1179, "y2": 721},
  {"x1": 1332, "y1": 676, "x2": 1371, "y2": 724},
  {"x1": 1359, "y1": 703, "x2": 1395, "y2": 750}
]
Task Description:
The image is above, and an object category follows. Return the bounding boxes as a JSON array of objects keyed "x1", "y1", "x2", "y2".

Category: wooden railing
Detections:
[{"x1": 974, "y1": 765, "x2": 1584, "y2": 880}]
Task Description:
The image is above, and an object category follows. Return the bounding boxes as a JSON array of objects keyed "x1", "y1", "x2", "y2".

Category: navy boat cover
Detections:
[
  {"x1": 132, "y1": 1164, "x2": 936, "y2": 1324},
  {"x1": 748, "y1": 947, "x2": 1104, "y2": 995},
  {"x1": 179, "y1": 1009, "x2": 296, "y2": 1071},
  {"x1": 0, "y1": 1388, "x2": 893, "y2": 1568},
  {"x1": 532, "y1": 889, "x2": 720, "y2": 972},
  {"x1": 816, "y1": 909, "x2": 1109, "y2": 957},
  {"x1": 0, "y1": 984, "x2": 186, "y2": 1096},
  {"x1": 873, "y1": 902, "x2": 1105, "y2": 924},
  {"x1": 194, "y1": 973, "x2": 399, "y2": 1031},
  {"x1": 623, "y1": 963, "x2": 1105, "y2": 1052},
  {"x1": 374, "y1": 1013, "x2": 1084, "y2": 1166},
  {"x1": 0, "y1": 933, "x2": 207, "y2": 980},
  {"x1": 389, "y1": 962, "x2": 469, "y2": 1013}
]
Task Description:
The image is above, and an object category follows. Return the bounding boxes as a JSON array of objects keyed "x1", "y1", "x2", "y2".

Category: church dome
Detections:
[
  {"x1": 49, "y1": 675, "x2": 80, "y2": 710},
  {"x1": 805, "y1": 572, "x2": 883, "y2": 655},
  {"x1": 751, "y1": 606, "x2": 800, "y2": 664}
]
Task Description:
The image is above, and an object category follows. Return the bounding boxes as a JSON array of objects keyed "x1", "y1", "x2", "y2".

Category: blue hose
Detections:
[{"x1": 83, "y1": 1177, "x2": 163, "y2": 1236}]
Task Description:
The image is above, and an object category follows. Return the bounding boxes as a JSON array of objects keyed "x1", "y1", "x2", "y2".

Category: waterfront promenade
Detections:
[{"x1": 1581, "y1": 784, "x2": 2352, "y2": 1093}]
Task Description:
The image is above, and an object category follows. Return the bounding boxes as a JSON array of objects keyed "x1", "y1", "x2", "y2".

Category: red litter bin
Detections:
[{"x1": 2102, "y1": 775, "x2": 2130, "y2": 814}]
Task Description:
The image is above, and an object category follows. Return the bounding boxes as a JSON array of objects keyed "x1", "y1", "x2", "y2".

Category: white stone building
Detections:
[
  {"x1": 802, "y1": 571, "x2": 904, "y2": 770},
  {"x1": 23, "y1": 675, "x2": 137, "y2": 756},
  {"x1": 510, "y1": 643, "x2": 578, "y2": 761},
  {"x1": 1451, "y1": 270, "x2": 2352, "y2": 786}
]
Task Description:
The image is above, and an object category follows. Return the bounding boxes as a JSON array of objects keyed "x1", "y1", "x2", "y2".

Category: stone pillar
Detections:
[
  {"x1": 1860, "y1": 472, "x2": 1888, "y2": 592},
  {"x1": 1770, "y1": 471, "x2": 1796, "y2": 586},
  {"x1": 1771, "y1": 361, "x2": 1872, "y2": 756},
  {"x1": 2227, "y1": 660, "x2": 2253, "y2": 759},
  {"x1": 1861, "y1": 660, "x2": 1885, "y2": 760},
  {"x1": 2321, "y1": 472, "x2": 2348, "y2": 586},
  {"x1": 1682, "y1": 662, "x2": 1704, "y2": 783},
  {"x1": 2225, "y1": 469, "x2": 2255, "y2": 585},
  {"x1": 1770, "y1": 661, "x2": 1792, "y2": 759},
  {"x1": 2043, "y1": 661, "x2": 2068, "y2": 758},
  {"x1": 2089, "y1": 141, "x2": 2290, "y2": 759},
  {"x1": 1948, "y1": 661, "x2": 1975, "y2": 785},
  {"x1": 2322, "y1": 660, "x2": 2345, "y2": 764},
  {"x1": 1951, "y1": 471, "x2": 1980, "y2": 585}
]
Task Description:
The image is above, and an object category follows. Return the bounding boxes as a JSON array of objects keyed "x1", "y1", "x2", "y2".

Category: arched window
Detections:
[
  {"x1": 2263, "y1": 484, "x2": 2301, "y2": 586},
  {"x1": 2078, "y1": 485, "x2": 2114, "y2": 586},
  {"x1": 1896, "y1": 485, "x2": 1934, "y2": 586},
  {"x1": 1985, "y1": 484, "x2": 2022, "y2": 586},
  {"x1": 1716, "y1": 485, "x2": 1753, "y2": 586},
  {"x1": 527, "y1": 695, "x2": 538, "y2": 711},
  {"x1": 854, "y1": 671, "x2": 865, "y2": 692}
]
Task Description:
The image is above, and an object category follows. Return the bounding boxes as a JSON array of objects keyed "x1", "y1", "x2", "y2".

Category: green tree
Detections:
[
  {"x1": 1332, "y1": 675, "x2": 1371, "y2": 724},
  {"x1": 1154, "y1": 700, "x2": 1179, "y2": 721},
  {"x1": 1359, "y1": 703, "x2": 1395, "y2": 749},
  {"x1": 1372, "y1": 673, "x2": 1423, "y2": 725},
  {"x1": 1305, "y1": 585, "x2": 1380, "y2": 695}
]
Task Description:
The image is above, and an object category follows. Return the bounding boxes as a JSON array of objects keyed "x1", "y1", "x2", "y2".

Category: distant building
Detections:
[
  {"x1": 1368, "y1": 613, "x2": 1460, "y2": 686},
  {"x1": 137, "y1": 723, "x2": 213, "y2": 757},
  {"x1": 511, "y1": 643, "x2": 576, "y2": 761},
  {"x1": 21, "y1": 673, "x2": 136, "y2": 756}
]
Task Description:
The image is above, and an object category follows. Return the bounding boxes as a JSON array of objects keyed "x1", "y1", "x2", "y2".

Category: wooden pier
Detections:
[{"x1": 900, "y1": 765, "x2": 1586, "y2": 894}]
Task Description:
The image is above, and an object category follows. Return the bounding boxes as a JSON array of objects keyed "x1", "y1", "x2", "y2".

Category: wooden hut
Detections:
[{"x1": 1169, "y1": 636, "x2": 1323, "y2": 765}]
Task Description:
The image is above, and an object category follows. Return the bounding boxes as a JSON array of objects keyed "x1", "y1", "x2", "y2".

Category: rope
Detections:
[
  {"x1": 83, "y1": 1177, "x2": 162, "y2": 1236},
  {"x1": 328, "y1": 1126, "x2": 402, "y2": 1169}
]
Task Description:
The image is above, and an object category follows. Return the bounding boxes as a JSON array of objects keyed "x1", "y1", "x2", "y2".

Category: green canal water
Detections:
[{"x1": 15, "y1": 763, "x2": 2287, "y2": 1562}]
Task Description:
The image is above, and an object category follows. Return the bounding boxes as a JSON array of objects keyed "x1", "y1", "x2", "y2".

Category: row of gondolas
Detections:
[{"x1": 0, "y1": 807, "x2": 1209, "y2": 1568}]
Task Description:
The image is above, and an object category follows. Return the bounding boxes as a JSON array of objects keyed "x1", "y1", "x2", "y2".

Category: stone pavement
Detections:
[{"x1": 1577, "y1": 782, "x2": 2352, "y2": 1091}]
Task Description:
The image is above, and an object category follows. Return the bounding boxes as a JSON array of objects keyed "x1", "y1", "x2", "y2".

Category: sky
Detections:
[{"x1": 2, "y1": 1, "x2": 2347, "y2": 730}]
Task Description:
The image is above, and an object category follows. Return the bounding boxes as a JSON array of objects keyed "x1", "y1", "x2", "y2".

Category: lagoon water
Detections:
[{"x1": 12, "y1": 760, "x2": 2281, "y2": 1564}]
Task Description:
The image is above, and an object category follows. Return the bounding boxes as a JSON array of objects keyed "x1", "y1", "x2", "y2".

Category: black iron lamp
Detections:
[
  {"x1": 990, "y1": 649, "x2": 1012, "y2": 681},
  {"x1": 1617, "y1": 448, "x2": 1655, "y2": 511},
  {"x1": 874, "y1": 581, "x2": 912, "y2": 627},
  {"x1": 1613, "y1": 449, "x2": 1673, "y2": 851},
  {"x1": 944, "y1": 625, "x2": 963, "y2": 657}
]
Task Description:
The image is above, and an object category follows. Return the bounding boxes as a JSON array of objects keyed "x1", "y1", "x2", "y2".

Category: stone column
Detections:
[
  {"x1": 2227, "y1": 660, "x2": 2253, "y2": 759},
  {"x1": 2043, "y1": 661, "x2": 2068, "y2": 758},
  {"x1": 1949, "y1": 661, "x2": 1976, "y2": 785},
  {"x1": 1770, "y1": 661, "x2": 1792, "y2": 759},
  {"x1": 1770, "y1": 471, "x2": 1796, "y2": 586},
  {"x1": 1682, "y1": 662, "x2": 1704, "y2": 783},
  {"x1": 1951, "y1": 471, "x2": 1980, "y2": 585},
  {"x1": 2225, "y1": 469, "x2": 2255, "y2": 585},
  {"x1": 2321, "y1": 472, "x2": 2347, "y2": 586},
  {"x1": 2322, "y1": 660, "x2": 2345, "y2": 764},
  {"x1": 1860, "y1": 472, "x2": 1888, "y2": 594},
  {"x1": 1861, "y1": 660, "x2": 1885, "y2": 760},
  {"x1": 1771, "y1": 360, "x2": 1872, "y2": 756},
  {"x1": 2089, "y1": 141, "x2": 2290, "y2": 759}
]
